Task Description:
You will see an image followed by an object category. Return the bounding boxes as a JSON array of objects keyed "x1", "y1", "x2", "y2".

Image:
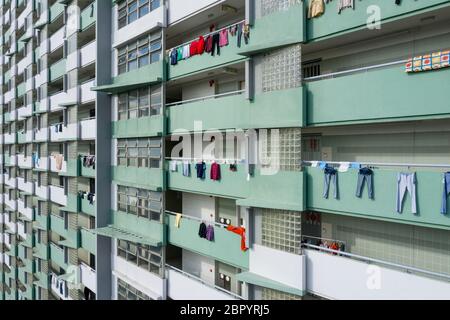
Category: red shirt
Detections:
[
  {"x1": 190, "y1": 40, "x2": 198, "y2": 56},
  {"x1": 210, "y1": 162, "x2": 221, "y2": 181},
  {"x1": 197, "y1": 36, "x2": 205, "y2": 55}
]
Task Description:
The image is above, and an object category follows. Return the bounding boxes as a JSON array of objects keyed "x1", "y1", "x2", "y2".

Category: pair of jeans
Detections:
[
  {"x1": 356, "y1": 167, "x2": 374, "y2": 199},
  {"x1": 441, "y1": 172, "x2": 450, "y2": 214},
  {"x1": 211, "y1": 33, "x2": 220, "y2": 56},
  {"x1": 396, "y1": 172, "x2": 417, "y2": 214},
  {"x1": 323, "y1": 166, "x2": 338, "y2": 199}
]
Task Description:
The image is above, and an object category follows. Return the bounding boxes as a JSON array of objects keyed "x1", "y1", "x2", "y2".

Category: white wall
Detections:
[
  {"x1": 111, "y1": 239, "x2": 166, "y2": 299},
  {"x1": 305, "y1": 249, "x2": 450, "y2": 300},
  {"x1": 182, "y1": 193, "x2": 215, "y2": 221},
  {"x1": 181, "y1": 81, "x2": 215, "y2": 101},
  {"x1": 167, "y1": 269, "x2": 236, "y2": 300},
  {"x1": 182, "y1": 250, "x2": 215, "y2": 285},
  {"x1": 249, "y1": 244, "x2": 306, "y2": 292},
  {"x1": 168, "y1": 0, "x2": 223, "y2": 25}
]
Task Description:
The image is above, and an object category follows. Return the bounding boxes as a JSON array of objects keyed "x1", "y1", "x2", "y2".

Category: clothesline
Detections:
[
  {"x1": 301, "y1": 234, "x2": 346, "y2": 246},
  {"x1": 302, "y1": 160, "x2": 450, "y2": 169},
  {"x1": 167, "y1": 19, "x2": 246, "y2": 53},
  {"x1": 166, "y1": 210, "x2": 229, "y2": 228},
  {"x1": 167, "y1": 157, "x2": 245, "y2": 163}
]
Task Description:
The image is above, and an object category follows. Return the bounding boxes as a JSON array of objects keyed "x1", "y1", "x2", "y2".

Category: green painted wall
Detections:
[
  {"x1": 168, "y1": 88, "x2": 304, "y2": 133},
  {"x1": 112, "y1": 115, "x2": 164, "y2": 138},
  {"x1": 306, "y1": 66, "x2": 450, "y2": 126},
  {"x1": 168, "y1": 162, "x2": 305, "y2": 211},
  {"x1": 239, "y1": 2, "x2": 305, "y2": 55},
  {"x1": 80, "y1": 228, "x2": 97, "y2": 254},
  {"x1": 80, "y1": 197, "x2": 96, "y2": 217},
  {"x1": 112, "y1": 210, "x2": 166, "y2": 245},
  {"x1": 112, "y1": 166, "x2": 164, "y2": 191},
  {"x1": 305, "y1": 167, "x2": 450, "y2": 230},
  {"x1": 166, "y1": 214, "x2": 249, "y2": 269},
  {"x1": 306, "y1": 0, "x2": 450, "y2": 41}
]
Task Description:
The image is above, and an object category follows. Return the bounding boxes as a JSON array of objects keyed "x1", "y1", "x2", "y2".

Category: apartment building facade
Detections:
[{"x1": 0, "y1": 0, "x2": 450, "y2": 300}]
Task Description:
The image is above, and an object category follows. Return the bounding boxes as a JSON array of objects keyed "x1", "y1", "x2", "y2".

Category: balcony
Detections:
[
  {"x1": 50, "y1": 123, "x2": 79, "y2": 142},
  {"x1": 50, "y1": 215, "x2": 79, "y2": 246},
  {"x1": 49, "y1": 155, "x2": 67, "y2": 174},
  {"x1": 80, "y1": 156, "x2": 95, "y2": 178},
  {"x1": 49, "y1": 59, "x2": 66, "y2": 82},
  {"x1": 167, "y1": 162, "x2": 305, "y2": 211},
  {"x1": 112, "y1": 166, "x2": 164, "y2": 191},
  {"x1": 167, "y1": 87, "x2": 304, "y2": 133},
  {"x1": 80, "y1": 263, "x2": 97, "y2": 294},
  {"x1": 306, "y1": 0, "x2": 450, "y2": 41},
  {"x1": 80, "y1": 228, "x2": 96, "y2": 254},
  {"x1": 4, "y1": 132, "x2": 17, "y2": 144},
  {"x1": 5, "y1": 154, "x2": 17, "y2": 166},
  {"x1": 80, "y1": 79, "x2": 96, "y2": 104},
  {"x1": 34, "y1": 213, "x2": 50, "y2": 232},
  {"x1": 168, "y1": 22, "x2": 247, "y2": 81},
  {"x1": 4, "y1": 215, "x2": 17, "y2": 234},
  {"x1": 80, "y1": 42, "x2": 96, "y2": 68},
  {"x1": 48, "y1": 91, "x2": 67, "y2": 111},
  {"x1": 34, "y1": 156, "x2": 50, "y2": 171},
  {"x1": 80, "y1": 118, "x2": 96, "y2": 140},
  {"x1": 35, "y1": 183, "x2": 50, "y2": 200},
  {"x1": 112, "y1": 115, "x2": 163, "y2": 139},
  {"x1": 33, "y1": 242, "x2": 50, "y2": 261},
  {"x1": 17, "y1": 221, "x2": 27, "y2": 240},
  {"x1": 80, "y1": 195, "x2": 96, "y2": 217},
  {"x1": 304, "y1": 245, "x2": 450, "y2": 300},
  {"x1": 18, "y1": 199, "x2": 34, "y2": 221},
  {"x1": 305, "y1": 64, "x2": 450, "y2": 126},
  {"x1": 33, "y1": 127, "x2": 49, "y2": 142},
  {"x1": 305, "y1": 166, "x2": 450, "y2": 230},
  {"x1": 49, "y1": 186, "x2": 67, "y2": 206},
  {"x1": 166, "y1": 213, "x2": 248, "y2": 269},
  {"x1": 50, "y1": 243, "x2": 68, "y2": 269},
  {"x1": 17, "y1": 177, "x2": 34, "y2": 194},
  {"x1": 49, "y1": 27, "x2": 65, "y2": 53},
  {"x1": 5, "y1": 174, "x2": 17, "y2": 189},
  {"x1": 17, "y1": 130, "x2": 33, "y2": 144},
  {"x1": 50, "y1": 272, "x2": 71, "y2": 300},
  {"x1": 80, "y1": 1, "x2": 97, "y2": 31},
  {"x1": 17, "y1": 104, "x2": 33, "y2": 119},
  {"x1": 167, "y1": 266, "x2": 239, "y2": 300},
  {"x1": 17, "y1": 154, "x2": 33, "y2": 169}
]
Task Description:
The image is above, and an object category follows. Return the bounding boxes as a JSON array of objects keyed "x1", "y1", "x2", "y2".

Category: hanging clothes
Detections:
[
  {"x1": 182, "y1": 161, "x2": 191, "y2": 177},
  {"x1": 441, "y1": 172, "x2": 450, "y2": 215},
  {"x1": 226, "y1": 225, "x2": 248, "y2": 251},
  {"x1": 197, "y1": 36, "x2": 205, "y2": 55},
  {"x1": 205, "y1": 35, "x2": 213, "y2": 53},
  {"x1": 338, "y1": 0, "x2": 354, "y2": 14},
  {"x1": 210, "y1": 162, "x2": 221, "y2": 181},
  {"x1": 229, "y1": 163, "x2": 237, "y2": 172},
  {"x1": 396, "y1": 172, "x2": 417, "y2": 214},
  {"x1": 356, "y1": 167, "x2": 374, "y2": 199},
  {"x1": 182, "y1": 44, "x2": 190, "y2": 59},
  {"x1": 206, "y1": 225, "x2": 215, "y2": 241},
  {"x1": 198, "y1": 222, "x2": 207, "y2": 239},
  {"x1": 170, "y1": 160, "x2": 178, "y2": 172},
  {"x1": 219, "y1": 29, "x2": 229, "y2": 47},
  {"x1": 323, "y1": 166, "x2": 338, "y2": 199},
  {"x1": 170, "y1": 49, "x2": 178, "y2": 65},
  {"x1": 211, "y1": 33, "x2": 220, "y2": 56},
  {"x1": 54, "y1": 154, "x2": 64, "y2": 171},
  {"x1": 175, "y1": 214, "x2": 182, "y2": 228},
  {"x1": 177, "y1": 47, "x2": 183, "y2": 61},
  {"x1": 196, "y1": 162, "x2": 206, "y2": 179},
  {"x1": 189, "y1": 40, "x2": 199, "y2": 56},
  {"x1": 308, "y1": 0, "x2": 325, "y2": 19}
]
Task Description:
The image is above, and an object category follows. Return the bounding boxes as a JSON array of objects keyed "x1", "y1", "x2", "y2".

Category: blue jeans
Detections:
[
  {"x1": 396, "y1": 172, "x2": 417, "y2": 214},
  {"x1": 323, "y1": 167, "x2": 338, "y2": 199},
  {"x1": 356, "y1": 168, "x2": 374, "y2": 199},
  {"x1": 441, "y1": 173, "x2": 450, "y2": 215}
]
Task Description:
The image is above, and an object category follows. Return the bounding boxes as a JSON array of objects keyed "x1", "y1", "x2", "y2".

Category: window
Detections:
[
  {"x1": 118, "y1": 85, "x2": 161, "y2": 120},
  {"x1": 117, "y1": 278, "x2": 152, "y2": 300},
  {"x1": 117, "y1": 185, "x2": 162, "y2": 221},
  {"x1": 117, "y1": 240, "x2": 162, "y2": 277},
  {"x1": 117, "y1": 31, "x2": 161, "y2": 74},
  {"x1": 117, "y1": 137, "x2": 162, "y2": 169},
  {"x1": 118, "y1": 0, "x2": 161, "y2": 29}
]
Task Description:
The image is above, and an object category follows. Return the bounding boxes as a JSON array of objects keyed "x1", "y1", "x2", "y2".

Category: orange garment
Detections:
[{"x1": 226, "y1": 225, "x2": 248, "y2": 252}]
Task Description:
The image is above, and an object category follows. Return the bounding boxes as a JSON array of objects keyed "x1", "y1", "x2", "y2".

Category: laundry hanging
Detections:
[
  {"x1": 356, "y1": 167, "x2": 374, "y2": 199},
  {"x1": 210, "y1": 162, "x2": 221, "y2": 181},
  {"x1": 396, "y1": 172, "x2": 417, "y2": 214},
  {"x1": 226, "y1": 225, "x2": 248, "y2": 251},
  {"x1": 323, "y1": 165, "x2": 338, "y2": 199},
  {"x1": 441, "y1": 172, "x2": 450, "y2": 215},
  {"x1": 198, "y1": 222, "x2": 207, "y2": 238},
  {"x1": 406, "y1": 50, "x2": 449, "y2": 73}
]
